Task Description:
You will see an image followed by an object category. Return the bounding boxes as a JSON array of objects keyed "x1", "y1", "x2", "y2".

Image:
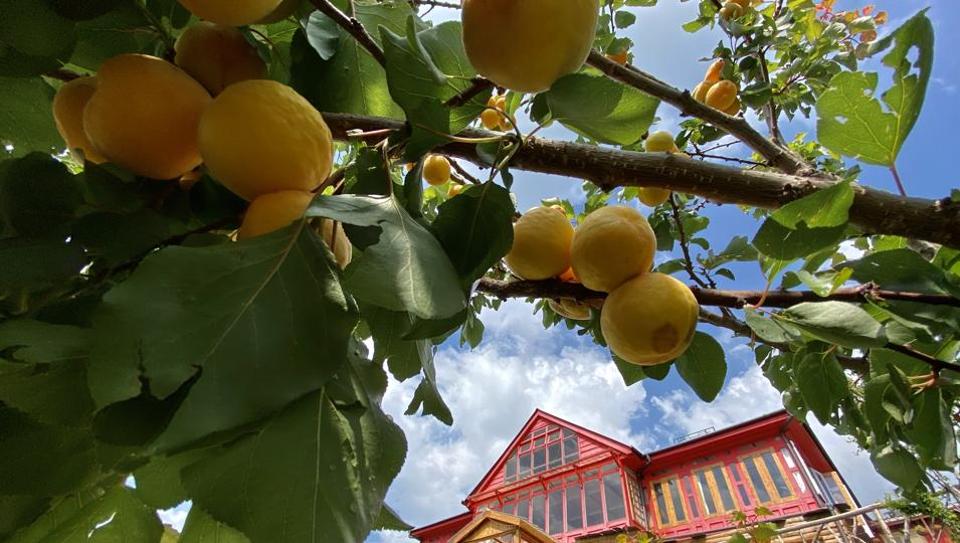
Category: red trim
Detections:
[{"x1": 409, "y1": 511, "x2": 472, "y2": 540}]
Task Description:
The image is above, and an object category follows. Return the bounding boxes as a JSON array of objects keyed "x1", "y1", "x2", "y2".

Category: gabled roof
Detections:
[
  {"x1": 448, "y1": 510, "x2": 555, "y2": 543},
  {"x1": 466, "y1": 409, "x2": 644, "y2": 499}
]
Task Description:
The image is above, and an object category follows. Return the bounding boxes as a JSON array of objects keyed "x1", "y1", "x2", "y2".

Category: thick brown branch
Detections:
[
  {"x1": 473, "y1": 278, "x2": 960, "y2": 308},
  {"x1": 444, "y1": 77, "x2": 495, "y2": 107},
  {"x1": 308, "y1": 0, "x2": 386, "y2": 67},
  {"x1": 585, "y1": 51, "x2": 810, "y2": 175},
  {"x1": 322, "y1": 113, "x2": 960, "y2": 248}
]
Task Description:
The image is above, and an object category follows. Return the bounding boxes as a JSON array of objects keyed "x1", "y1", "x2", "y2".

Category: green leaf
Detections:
[
  {"x1": 363, "y1": 303, "x2": 433, "y2": 382},
  {"x1": 179, "y1": 507, "x2": 250, "y2": 543},
  {"x1": 701, "y1": 235, "x2": 757, "y2": 270},
  {"x1": 850, "y1": 248, "x2": 960, "y2": 297},
  {"x1": 183, "y1": 357, "x2": 406, "y2": 543},
  {"x1": 752, "y1": 219, "x2": 847, "y2": 261},
  {"x1": 795, "y1": 351, "x2": 849, "y2": 423},
  {"x1": 642, "y1": 361, "x2": 672, "y2": 381},
  {"x1": 905, "y1": 388, "x2": 957, "y2": 469},
  {"x1": 0, "y1": 77, "x2": 61, "y2": 156},
  {"x1": 0, "y1": 358, "x2": 94, "y2": 427},
  {"x1": 675, "y1": 332, "x2": 727, "y2": 402},
  {"x1": 291, "y1": 4, "x2": 410, "y2": 118},
  {"x1": 771, "y1": 180, "x2": 854, "y2": 229},
  {"x1": 41, "y1": 487, "x2": 162, "y2": 543},
  {"x1": 0, "y1": 496, "x2": 48, "y2": 540},
  {"x1": 0, "y1": 153, "x2": 84, "y2": 238},
  {"x1": 303, "y1": 11, "x2": 339, "y2": 60},
  {"x1": 0, "y1": 319, "x2": 88, "y2": 364},
  {"x1": 375, "y1": 503, "x2": 412, "y2": 532},
  {"x1": 0, "y1": 0, "x2": 77, "y2": 74},
  {"x1": 431, "y1": 181, "x2": 514, "y2": 286},
  {"x1": 381, "y1": 20, "x2": 487, "y2": 159},
  {"x1": 133, "y1": 448, "x2": 212, "y2": 510},
  {"x1": 778, "y1": 301, "x2": 886, "y2": 348},
  {"x1": 307, "y1": 194, "x2": 466, "y2": 319},
  {"x1": 89, "y1": 226, "x2": 359, "y2": 452},
  {"x1": 68, "y1": 4, "x2": 157, "y2": 71},
  {"x1": 871, "y1": 444, "x2": 923, "y2": 489},
  {"x1": 532, "y1": 73, "x2": 659, "y2": 145},
  {"x1": 745, "y1": 309, "x2": 802, "y2": 343},
  {"x1": 614, "y1": 11, "x2": 637, "y2": 28}
]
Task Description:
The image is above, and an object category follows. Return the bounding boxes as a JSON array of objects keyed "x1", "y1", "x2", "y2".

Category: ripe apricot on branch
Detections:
[
  {"x1": 724, "y1": 97, "x2": 742, "y2": 116},
  {"x1": 645, "y1": 131, "x2": 679, "y2": 153},
  {"x1": 549, "y1": 299, "x2": 592, "y2": 321},
  {"x1": 423, "y1": 155, "x2": 452, "y2": 186},
  {"x1": 52, "y1": 76, "x2": 106, "y2": 164},
  {"x1": 704, "y1": 59, "x2": 725, "y2": 84},
  {"x1": 505, "y1": 206, "x2": 575, "y2": 280},
  {"x1": 462, "y1": 0, "x2": 598, "y2": 92},
  {"x1": 481, "y1": 94, "x2": 507, "y2": 130},
  {"x1": 719, "y1": 2, "x2": 744, "y2": 21},
  {"x1": 571, "y1": 205, "x2": 656, "y2": 293},
  {"x1": 705, "y1": 80, "x2": 738, "y2": 110},
  {"x1": 175, "y1": 22, "x2": 267, "y2": 95},
  {"x1": 83, "y1": 54, "x2": 211, "y2": 180},
  {"x1": 638, "y1": 187, "x2": 671, "y2": 207},
  {"x1": 692, "y1": 81, "x2": 714, "y2": 103},
  {"x1": 177, "y1": 0, "x2": 282, "y2": 26},
  {"x1": 237, "y1": 190, "x2": 312, "y2": 239},
  {"x1": 605, "y1": 50, "x2": 629, "y2": 65},
  {"x1": 601, "y1": 272, "x2": 699, "y2": 365},
  {"x1": 198, "y1": 80, "x2": 333, "y2": 201},
  {"x1": 317, "y1": 218, "x2": 352, "y2": 269}
]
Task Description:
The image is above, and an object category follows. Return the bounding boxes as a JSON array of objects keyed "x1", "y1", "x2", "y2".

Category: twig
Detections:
[
  {"x1": 890, "y1": 163, "x2": 908, "y2": 197},
  {"x1": 668, "y1": 194, "x2": 711, "y2": 289},
  {"x1": 690, "y1": 151, "x2": 765, "y2": 167},
  {"x1": 444, "y1": 77, "x2": 495, "y2": 107},
  {"x1": 308, "y1": 0, "x2": 386, "y2": 67},
  {"x1": 885, "y1": 343, "x2": 960, "y2": 374},
  {"x1": 449, "y1": 158, "x2": 483, "y2": 184},
  {"x1": 585, "y1": 51, "x2": 812, "y2": 175}
]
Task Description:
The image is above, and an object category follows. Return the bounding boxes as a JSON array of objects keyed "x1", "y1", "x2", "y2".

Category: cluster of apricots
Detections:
[
  {"x1": 51, "y1": 0, "x2": 351, "y2": 267},
  {"x1": 691, "y1": 59, "x2": 741, "y2": 116},
  {"x1": 718, "y1": 0, "x2": 758, "y2": 21},
  {"x1": 480, "y1": 94, "x2": 512, "y2": 131},
  {"x1": 505, "y1": 204, "x2": 699, "y2": 366}
]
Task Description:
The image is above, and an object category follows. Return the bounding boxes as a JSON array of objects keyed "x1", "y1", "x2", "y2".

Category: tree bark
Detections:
[{"x1": 323, "y1": 112, "x2": 960, "y2": 249}]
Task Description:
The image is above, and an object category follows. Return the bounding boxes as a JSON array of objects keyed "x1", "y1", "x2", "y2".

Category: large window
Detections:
[
  {"x1": 504, "y1": 425, "x2": 581, "y2": 484},
  {"x1": 548, "y1": 490, "x2": 563, "y2": 534},
  {"x1": 585, "y1": 479, "x2": 604, "y2": 526},
  {"x1": 532, "y1": 494, "x2": 545, "y2": 530},
  {"x1": 603, "y1": 472, "x2": 626, "y2": 521},
  {"x1": 651, "y1": 476, "x2": 687, "y2": 527},
  {"x1": 566, "y1": 486, "x2": 583, "y2": 530},
  {"x1": 694, "y1": 464, "x2": 736, "y2": 518},
  {"x1": 741, "y1": 450, "x2": 794, "y2": 504}
]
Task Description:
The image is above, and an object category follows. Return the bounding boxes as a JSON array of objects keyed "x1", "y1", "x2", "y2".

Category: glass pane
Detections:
[
  {"x1": 654, "y1": 482, "x2": 669, "y2": 525},
  {"x1": 566, "y1": 486, "x2": 583, "y2": 530},
  {"x1": 504, "y1": 503, "x2": 516, "y2": 515},
  {"x1": 563, "y1": 428, "x2": 575, "y2": 439},
  {"x1": 533, "y1": 448, "x2": 546, "y2": 473},
  {"x1": 744, "y1": 458, "x2": 771, "y2": 503},
  {"x1": 793, "y1": 472, "x2": 807, "y2": 493},
  {"x1": 682, "y1": 476, "x2": 699, "y2": 518},
  {"x1": 517, "y1": 499, "x2": 529, "y2": 520},
  {"x1": 737, "y1": 485, "x2": 752, "y2": 506},
  {"x1": 712, "y1": 467, "x2": 736, "y2": 511},
  {"x1": 762, "y1": 451, "x2": 792, "y2": 498},
  {"x1": 506, "y1": 453, "x2": 517, "y2": 481},
  {"x1": 563, "y1": 437, "x2": 579, "y2": 463},
  {"x1": 548, "y1": 490, "x2": 563, "y2": 534},
  {"x1": 585, "y1": 479, "x2": 603, "y2": 526},
  {"x1": 519, "y1": 453, "x2": 531, "y2": 478},
  {"x1": 667, "y1": 479, "x2": 686, "y2": 522},
  {"x1": 532, "y1": 494, "x2": 545, "y2": 530},
  {"x1": 696, "y1": 471, "x2": 717, "y2": 515},
  {"x1": 548, "y1": 443, "x2": 562, "y2": 469},
  {"x1": 534, "y1": 437, "x2": 545, "y2": 446},
  {"x1": 603, "y1": 472, "x2": 626, "y2": 521},
  {"x1": 781, "y1": 448, "x2": 796, "y2": 469}
]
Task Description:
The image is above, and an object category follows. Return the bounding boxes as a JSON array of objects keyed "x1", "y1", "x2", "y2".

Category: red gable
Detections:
[{"x1": 466, "y1": 409, "x2": 646, "y2": 502}]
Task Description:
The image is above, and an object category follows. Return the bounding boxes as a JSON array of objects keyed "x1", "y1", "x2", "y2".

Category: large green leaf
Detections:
[
  {"x1": 133, "y1": 448, "x2": 213, "y2": 510},
  {"x1": 0, "y1": 77, "x2": 61, "y2": 156},
  {"x1": 0, "y1": 0, "x2": 77, "y2": 76},
  {"x1": 816, "y1": 12, "x2": 934, "y2": 165},
  {"x1": 794, "y1": 351, "x2": 849, "y2": 423},
  {"x1": 363, "y1": 303, "x2": 433, "y2": 382},
  {"x1": 430, "y1": 181, "x2": 514, "y2": 287},
  {"x1": 871, "y1": 444, "x2": 923, "y2": 489},
  {"x1": 291, "y1": 5, "x2": 410, "y2": 118},
  {"x1": 531, "y1": 73, "x2": 659, "y2": 146},
  {"x1": 771, "y1": 180, "x2": 854, "y2": 229},
  {"x1": 183, "y1": 356, "x2": 406, "y2": 543},
  {"x1": 0, "y1": 153, "x2": 84, "y2": 239},
  {"x1": 179, "y1": 508, "x2": 250, "y2": 543},
  {"x1": 905, "y1": 388, "x2": 957, "y2": 469},
  {"x1": 0, "y1": 496, "x2": 48, "y2": 540},
  {"x1": 752, "y1": 219, "x2": 847, "y2": 262},
  {"x1": 307, "y1": 194, "x2": 466, "y2": 319},
  {"x1": 778, "y1": 302, "x2": 886, "y2": 348},
  {"x1": 674, "y1": 332, "x2": 727, "y2": 402},
  {"x1": 38, "y1": 487, "x2": 162, "y2": 543},
  {"x1": 89, "y1": 225, "x2": 359, "y2": 452},
  {"x1": 380, "y1": 19, "x2": 488, "y2": 159}
]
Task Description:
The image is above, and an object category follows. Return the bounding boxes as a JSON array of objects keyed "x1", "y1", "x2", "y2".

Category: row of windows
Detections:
[
  {"x1": 504, "y1": 427, "x2": 579, "y2": 483},
  {"x1": 486, "y1": 466, "x2": 625, "y2": 535},
  {"x1": 651, "y1": 448, "x2": 799, "y2": 527}
]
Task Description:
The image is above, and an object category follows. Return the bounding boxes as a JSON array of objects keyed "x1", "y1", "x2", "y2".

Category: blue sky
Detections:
[{"x1": 158, "y1": 0, "x2": 958, "y2": 538}]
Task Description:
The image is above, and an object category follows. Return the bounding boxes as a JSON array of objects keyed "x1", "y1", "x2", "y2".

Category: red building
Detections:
[{"x1": 411, "y1": 410, "x2": 859, "y2": 543}]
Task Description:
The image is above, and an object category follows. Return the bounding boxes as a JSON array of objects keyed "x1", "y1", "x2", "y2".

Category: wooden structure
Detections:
[
  {"x1": 448, "y1": 510, "x2": 556, "y2": 543},
  {"x1": 411, "y1": 410, "x2": 863, "y2": 543}
]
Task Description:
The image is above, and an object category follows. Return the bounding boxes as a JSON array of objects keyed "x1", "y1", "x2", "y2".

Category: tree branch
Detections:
[
  {"x1": 584, "y1": 51, "x2": 811, "y2": 175},
  {"x1": 473, "y1": 278, "x2": 960, "y2": 308},
  {"x1": 308, "y1": 0, "x2": 386, "y2": 67},
  {"x1": 444, "y1": 77, "x2": 495, "y2": 107},
  {"x1": 322, "y1": 112, "x2": 960, "y2": 248}
]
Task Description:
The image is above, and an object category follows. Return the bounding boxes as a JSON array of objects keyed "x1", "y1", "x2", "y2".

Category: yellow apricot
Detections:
[
  {"x1": 719, "y1": 2, "x2": 744, "y2": 21},
  {"x1": 505, "y1": 206, "x2": 575, "y2": 280},
  {"x1": 177, "y1": 0, "x2": 282, "y2": 26},
  {"x1": 692, "y1": 81, "x2": 714, "y2": 103},
  {"x1": 447, "y1": 183, "x2": 464, "y2": 197},
  {"x1": 645, "y1": 131, "x2": 678, "y2": 153},
  {"x1": 317, "y1": 218, "x2": 352, "y2": 269},
  {"x1": 83, "y1": 54, "x2": 211, "y2": 179},
  {"x1": 198, "y1": 80, "x2": 333, "y2": 201},
  {"x1": 638, "y1": 187, "x2": 671, "y2": 207},
  {"x1": 705, "y1": 80, "x2": 738, "y2": 110},
  {"x1": 605, "y1": 50, "x2": 629, "y2": 65},
  {"x1": 258, "y1": 0, "x2": 301, "y2": 23},
  {"x1": 548, "y1": 298, "x2": 592, "y2": 321},
  {"x1": 462, "y1": 0, "x2": 598, "y2": 93},
  {"x1": 724, "y1": 97, "x2": 742, "y2": 116},
  {"x1": 570, "y1": 205, "x2": 656, "y2": 293},
  {"x1": 704, "y1": 59, "x2": 725, "y2": 84},
  {"x1": 237, "y1": 190, "x2": 312, "y2": 239},
  {"x1": 174, "y1": 22, "x2": 267, "y2": 95},
  {"x1": 52, "y1": 76, "x2": 106, "y2": 164},
  {"x1": 423, "y1": 155, "x2": 451, "y2": 186},
  {"x1": 559, "y1": 267, "x2": 578, "y2": 282},
  {"x1": 601, "y1": 272, "x2": 699, "y2": 365},
  {"x1": 480, "y1": 108, "x2": 502, "y2": 130},
  {"x1": 729, "y1": 0, "x2": 751, "y2": 8}
]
